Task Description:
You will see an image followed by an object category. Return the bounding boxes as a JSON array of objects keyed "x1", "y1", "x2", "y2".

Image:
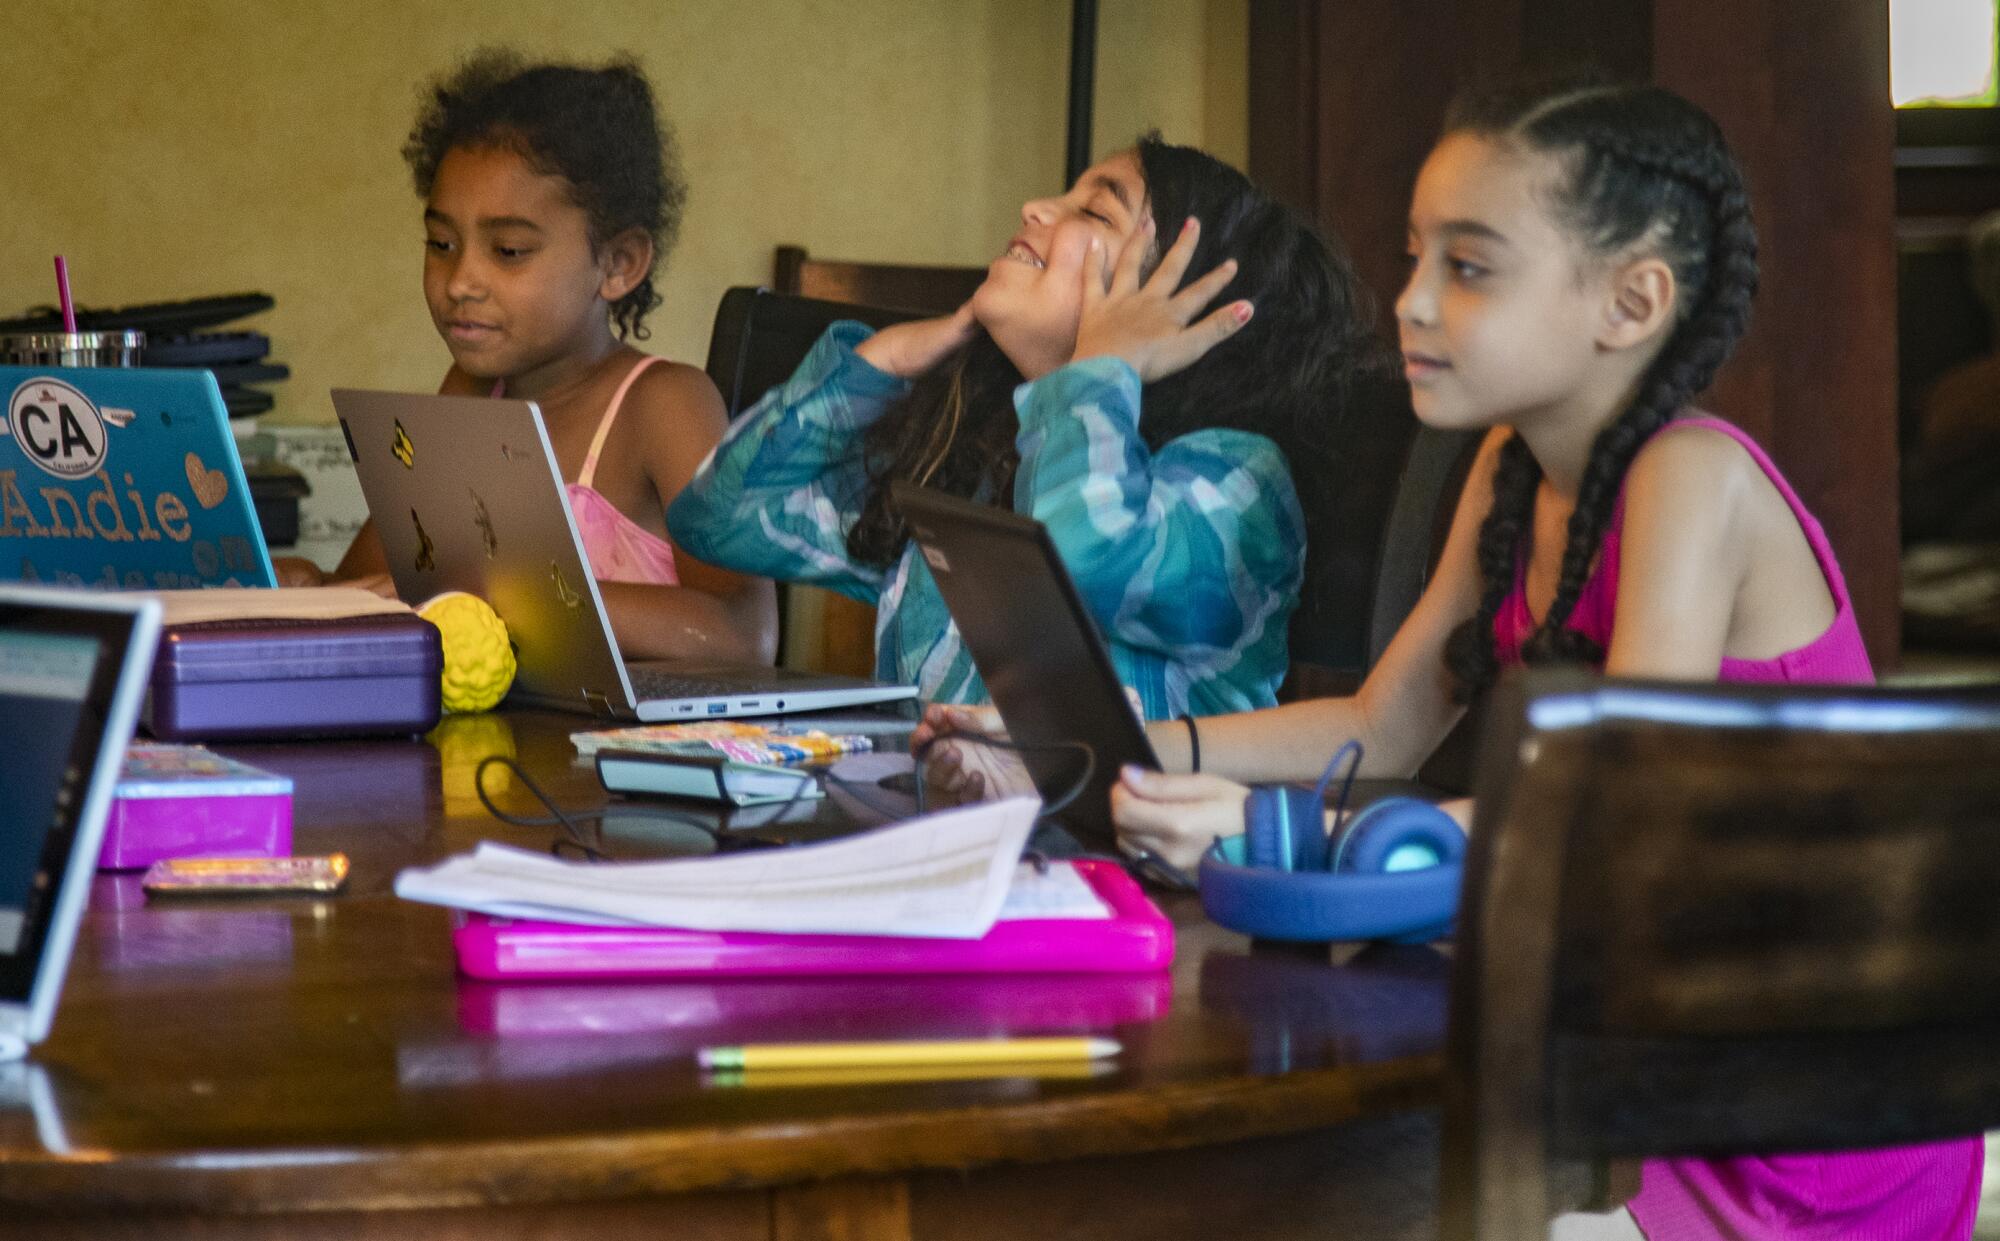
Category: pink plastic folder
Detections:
[{"x1": 450, "y1": 859, "x2": 1174, "y2": 981}]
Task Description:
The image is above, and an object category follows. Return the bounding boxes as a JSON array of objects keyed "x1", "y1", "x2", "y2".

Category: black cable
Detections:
[
  {"x1": 473, "y1": 754, "x2": 786, "y2": 862},
  {"x1": 901, "y1": 732, "x2": 1195, "y2": 890},
  {"x1": 475, "y1": 754, "x2": 611, "y2": 860}
]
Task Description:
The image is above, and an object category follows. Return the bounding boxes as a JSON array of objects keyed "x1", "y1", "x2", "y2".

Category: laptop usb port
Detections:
[{"x1": 707, "y1": 703, "x2": 728, "y2": 714}]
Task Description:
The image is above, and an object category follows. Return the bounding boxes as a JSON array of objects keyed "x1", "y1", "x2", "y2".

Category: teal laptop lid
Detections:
[{"x1": 0, "y1": 366, "x2": 275, "y2": 590}]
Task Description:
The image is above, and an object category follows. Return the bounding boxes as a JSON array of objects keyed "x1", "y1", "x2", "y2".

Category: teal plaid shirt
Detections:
[{"x1": 666, "y1": 322, "x2": 1305, "y2": 719}]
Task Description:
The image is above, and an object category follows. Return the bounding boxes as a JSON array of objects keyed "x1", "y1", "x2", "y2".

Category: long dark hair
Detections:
[
  {"x1": 845, "y1": 134, "x2": 1381, "y2": 567},
  {"x1": 1440, "y1": 79, "x2": 1759, "y2": 701},
  {"x1": 403, "y1": 48, "x2": 687, "y2": 341}
]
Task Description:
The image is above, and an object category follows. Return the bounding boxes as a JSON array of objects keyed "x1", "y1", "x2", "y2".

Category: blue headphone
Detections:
[{"x1": 1198, "y1": 741, "x2": 1466, "y2": 943}]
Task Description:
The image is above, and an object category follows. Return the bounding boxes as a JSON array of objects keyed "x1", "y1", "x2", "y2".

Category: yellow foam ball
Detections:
[{"x1": 418, "y1": 592, "x2": 517, "y2": 714}]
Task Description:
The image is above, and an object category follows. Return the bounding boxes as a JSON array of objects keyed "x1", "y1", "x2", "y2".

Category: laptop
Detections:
[
  {"x1": 0, "y1": 584, "x2": 162, "y2": 1060},
  {"x1": 0, "y1": 366, "x2": 276, "y2": 590},
  {"x1": 332, "y1": 388, "x2": 916, "y2": 721},
  {"x1": 892, "y1": 482, "x2": 1162, "y2": 861}
]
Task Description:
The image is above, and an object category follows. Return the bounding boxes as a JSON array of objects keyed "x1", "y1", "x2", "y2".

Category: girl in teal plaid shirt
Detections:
[{"x1": 669, "y1": 136, "x2": 1378, "y2": 719}]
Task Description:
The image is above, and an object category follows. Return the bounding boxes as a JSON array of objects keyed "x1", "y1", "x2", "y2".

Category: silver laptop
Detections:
[
  {"x1": 331, "y1": 388, "x2": 916, "y2": 721},
  {"x1": 0, "y1": 584, "x2": 161, "y2": 1060}
]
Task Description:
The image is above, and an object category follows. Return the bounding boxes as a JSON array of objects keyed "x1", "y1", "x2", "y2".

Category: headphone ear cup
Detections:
[
  {"x1": 1331, "y1": 798, "x2": 1467, "y2": 875},
  {"x1": 1242, "y1": 785, "x2": 1330, "y2": 872}
]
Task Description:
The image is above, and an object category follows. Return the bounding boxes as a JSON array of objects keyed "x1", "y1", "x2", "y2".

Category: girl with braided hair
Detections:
[{"x1": 1023, "y1": 76, "x2": 1980, "y2": 1240}]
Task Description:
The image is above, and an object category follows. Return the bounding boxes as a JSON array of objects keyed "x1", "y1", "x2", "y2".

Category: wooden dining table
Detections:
[{"x1": 0, "y1": 709, "x2": 1449, "y2": 1240}]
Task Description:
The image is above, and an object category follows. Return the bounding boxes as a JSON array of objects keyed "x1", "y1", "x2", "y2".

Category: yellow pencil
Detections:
[
  {"x1": 696, "y1": 1036, "x2": 1120, "y2": 1071},
  {"x1": 706, "y1": 1060, "x2": 1113, "y2": 1089}
]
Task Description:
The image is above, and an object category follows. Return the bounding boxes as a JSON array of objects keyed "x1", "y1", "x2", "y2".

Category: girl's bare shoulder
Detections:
[
  {"x1": 1625, "y1": 418, "x2": 1766, "y2": 512},
  {"x1": 625, "y1": 356, "x2": 726, "y2": 428}
]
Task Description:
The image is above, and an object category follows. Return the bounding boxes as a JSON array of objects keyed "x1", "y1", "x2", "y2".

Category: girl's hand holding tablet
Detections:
[{"x1": 1070, "y1": 216, "x2": 1252, "y2": 383}]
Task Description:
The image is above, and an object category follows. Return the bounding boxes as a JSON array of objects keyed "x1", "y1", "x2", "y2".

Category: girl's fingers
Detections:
[
  {"x1": 1170, "y1": 257, "x2": 1240, "y2": 319},
  {"x1": 1110, "y1": 216, "x2": 1153, "y2": 296},
  {"x1": 1080, "y1": 236, "x2": 1108, "y2": 308},
  {"x1": 1142, "y1": 300, "x2": 1255, "y2": 382},
  {"x1": 1118, "y1": 765, "x2": 1252, "y2": 805},
  {"x1": 1146, "y1": 217, "x2": 1202, "y2": 297}
]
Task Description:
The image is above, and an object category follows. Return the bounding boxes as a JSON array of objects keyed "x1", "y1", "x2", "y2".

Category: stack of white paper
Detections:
[{"x1": 394, "y1": 796, "x2": 1044, "y2": 940}]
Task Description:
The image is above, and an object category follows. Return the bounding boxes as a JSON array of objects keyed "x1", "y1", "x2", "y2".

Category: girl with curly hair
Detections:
[{"x1": 292, "y1": 50, "x2": 776, "y2": 663}]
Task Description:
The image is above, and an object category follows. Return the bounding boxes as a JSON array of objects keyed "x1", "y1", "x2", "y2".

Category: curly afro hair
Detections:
[{"x1": 404, "y1": 48, "x2": 687, "y2": 340}]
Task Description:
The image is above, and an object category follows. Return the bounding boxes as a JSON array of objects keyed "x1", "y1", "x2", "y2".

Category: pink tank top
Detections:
[
  {"x1": 1494, "y1": 416, "x2": 1981, "y2": 1239},
  {"x1": 496, "y1": 358, "x2": 681, "y2": 587},
  {"x1": 1494, "y1": 417, "x2": 1869, "y2": 683}
]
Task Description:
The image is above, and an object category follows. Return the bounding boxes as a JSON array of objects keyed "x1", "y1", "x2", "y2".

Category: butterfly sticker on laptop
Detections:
[
  {"x1": 410, "y1": 509, "x2": 436, "y2": 572},
  {"x1": 469, "y1": 489, "x2": 499, "y2": 558},
  {"x1": 549, "y1": 561, "x2": 582, "y2": 610},
  {"x1": 391, "y1": 420, "x2": 415, "y2": 469}
]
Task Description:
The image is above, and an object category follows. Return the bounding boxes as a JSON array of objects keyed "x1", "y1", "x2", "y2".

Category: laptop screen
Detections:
[{"x1": 0, "y1": 594, "x2": 152, "y2": 1006}]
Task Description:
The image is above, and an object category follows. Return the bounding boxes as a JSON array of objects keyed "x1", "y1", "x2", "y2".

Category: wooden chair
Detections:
[
  {"x1": 1282, "y1": 363, "x2": 1479, "y2": 703},
  {"x1": 701, "y1": 287, "x2": 917, "y2": 675},
  {"x1": 704, "y1": 286, "x2": 914, "y2": 415},
  {"x1": 1444, "y1": 668, "x2": 2000, "y2": 1239},
  {"x1": 764, "y1": 249, "x2": 986, "y2": 676},
  {"x1": 773, "y1": 245, "x2": 986, "y2": 316}
]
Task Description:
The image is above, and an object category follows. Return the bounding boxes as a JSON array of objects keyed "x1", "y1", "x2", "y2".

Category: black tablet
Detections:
[{"x1": 892, "y1": 483, "x2": 1161, "y2": 858}]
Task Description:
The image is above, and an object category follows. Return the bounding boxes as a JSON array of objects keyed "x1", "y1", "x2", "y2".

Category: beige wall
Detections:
[{"x1": 0, "y1": 0, "x2": 1245, "y2": 427}]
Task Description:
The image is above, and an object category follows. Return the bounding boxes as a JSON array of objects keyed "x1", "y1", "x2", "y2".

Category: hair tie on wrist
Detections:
[{"x1": 1178, "y1": 712, "x2": 1201, "y2": 774}]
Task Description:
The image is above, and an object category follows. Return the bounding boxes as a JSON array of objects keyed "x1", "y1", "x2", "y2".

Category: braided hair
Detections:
[
  {"x1": 845, "y1": 134, "x2": 1384, "y2": 568},
  {"x1": 1441, "y1": 79, "x2": 1760, "y2": 701},
  {"x1": 405, "y1": 48, "x2": 687, "y2": 341}
]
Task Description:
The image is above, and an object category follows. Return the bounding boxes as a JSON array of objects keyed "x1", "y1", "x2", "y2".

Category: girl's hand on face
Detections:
[
  {"x1": 1111, "y1": 764, "x2": 1250, "y2": 873},
  {"x1": 913, "y1": 703, "x2": 1034, "y2": 803},
  {"x1": 853, "y1": 303, "x2": 979, "y2": 380},
  {"x1": 1069, "y1": 217, "x2": 1253, "y2": 384}
]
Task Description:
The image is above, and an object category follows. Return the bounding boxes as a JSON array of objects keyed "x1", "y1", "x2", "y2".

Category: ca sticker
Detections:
[
  {"x1": 8, "y1": 377, "x2": 106, "y2": 480},
  {"x1": 391, "y1": 420, "x2": 415, "y2": 468}
]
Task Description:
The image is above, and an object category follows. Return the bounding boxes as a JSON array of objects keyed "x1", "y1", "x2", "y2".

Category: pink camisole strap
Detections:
[
  {"x1": 493, "y1": 358, "x2": 682, "y2": 587},
  {"x1": 1494, "y1": 415, "x2": 1871, "y2": 684}
]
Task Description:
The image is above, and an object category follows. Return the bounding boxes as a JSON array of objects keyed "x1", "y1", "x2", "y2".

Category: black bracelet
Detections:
[{"x1": 1177, "y1": 713, "x2": 1200, "y2": 774}]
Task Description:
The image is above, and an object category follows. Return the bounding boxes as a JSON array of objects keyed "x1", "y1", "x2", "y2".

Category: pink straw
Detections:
[{"x1": 53, "y1": 256, "x2": 77, "y2": 334}]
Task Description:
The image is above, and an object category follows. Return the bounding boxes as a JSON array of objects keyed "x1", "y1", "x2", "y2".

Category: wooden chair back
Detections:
[
  {"x1": 1444, "y1": 669, "x2": 2000, "y2": 1239},
  {"x1": 1282, "y1": 364, "x2": 1478, "y2": 700},
  {"x1": 702, "y1": 287, "x2": 918, "y2": 675},
  {"x1": 705, "y1": 286, "x2": 915, "y2": 417},
  {"x1": 774, "y1": 245, "x2": 986, "y2": 316},
  {"x1": 760, "y1": 250, "x2": 984, "y2": 677}
]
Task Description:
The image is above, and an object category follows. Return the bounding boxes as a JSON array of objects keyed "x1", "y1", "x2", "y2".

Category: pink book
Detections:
[
  {"x1": 450, "y1": 859, "x2": 1174, "y2": 981},
  {"x1": 100, "y1": 744, "x2": 292, "y2": 871}
]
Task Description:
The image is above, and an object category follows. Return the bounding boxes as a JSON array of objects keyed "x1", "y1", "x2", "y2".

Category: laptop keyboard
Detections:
[{"x1": 626, "y1": 667, "x2": 758, "y2": 700}]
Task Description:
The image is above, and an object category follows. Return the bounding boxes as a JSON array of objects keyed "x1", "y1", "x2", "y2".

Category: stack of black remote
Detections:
[{"x1": 0, "y1": 292, "x2": 288, "y2": 420}]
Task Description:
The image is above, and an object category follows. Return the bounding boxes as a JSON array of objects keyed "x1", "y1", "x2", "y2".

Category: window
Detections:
[{"x1": 1893, "y1": 0, "x2": 1999, "y2": 108}]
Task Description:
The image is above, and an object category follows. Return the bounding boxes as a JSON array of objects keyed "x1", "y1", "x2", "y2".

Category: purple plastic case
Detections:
[
  {"x1": 145, "y1": 613, "x2": 442, "y2": 741},
  {"x1": 451, "y1": 860, "x2": 1176, "y2": 982}
]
